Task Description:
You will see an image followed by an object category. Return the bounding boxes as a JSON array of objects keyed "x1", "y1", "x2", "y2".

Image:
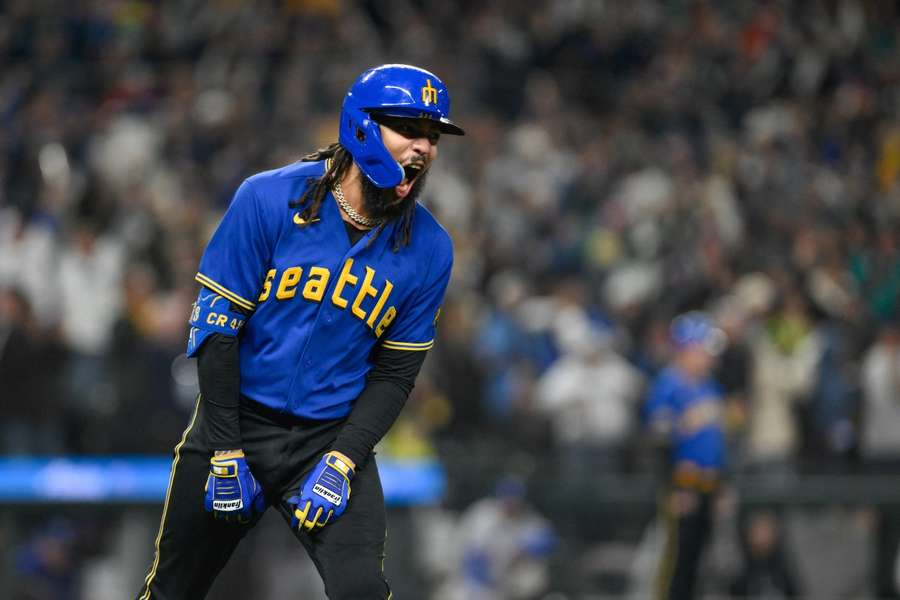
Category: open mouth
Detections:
[
  {"x1": 395, "y1": 162, "x2": 425, "y2": 199},
  {"x1": 394, "y1": 162, "x2": 425, "y2": 199},
  {"x1": 403, "y1": 163, "x2": 423, "y2": 183}
]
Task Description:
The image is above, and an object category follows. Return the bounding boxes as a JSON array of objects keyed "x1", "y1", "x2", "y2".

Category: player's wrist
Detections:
[
  {"x1": 329, "y1": 431, "x2": 370, "y2": 470},
  {"x1": 325, "y1": 450, "x2": 356, "y2": 476},
  {"x1": 213, "y1": 449, "x2": 244, "y2": 458}
]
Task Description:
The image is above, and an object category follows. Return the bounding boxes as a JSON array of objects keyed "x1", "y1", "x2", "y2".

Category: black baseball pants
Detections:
[
  {"x1": 656, "y1": 489, "x2": 714, "y2": 600},
  {"x1": 135, "y1": 396, "x2": 391, "y2": 600}
]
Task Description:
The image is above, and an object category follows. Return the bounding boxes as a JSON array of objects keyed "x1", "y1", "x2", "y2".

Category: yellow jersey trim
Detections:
[
  {"x1": 139, "y1": 394, "x2": 202, "y2": 600},
  {"x1": 381, "y1": 339, "x2": 434, "y2": 351},
  {"x1": 195, "y1": 273, "x2": 256, "y2": 312}
]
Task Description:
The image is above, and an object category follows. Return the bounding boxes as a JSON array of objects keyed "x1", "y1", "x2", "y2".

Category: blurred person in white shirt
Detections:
[
  {"x1": 58, "y1": 214, "x2": 125, "y2": 449},
  {"x1": 746, "y1": 290, "x2": 823, "y2": 471},
  {"x1": 860, "y1": 322, "x2": 900, "y2": 463},
  {"x1": 59, "y1": 216, "x2": 125, "y2": 357},
  {"x1": 0, "y1": 206, "x2": 61, "y2": 326},
  {"x1": 536, "y1": 320, "x2": 645, "y2": 476},
  {"x1": 862, "y1": 321, "x2": 900, "y2": 599}
]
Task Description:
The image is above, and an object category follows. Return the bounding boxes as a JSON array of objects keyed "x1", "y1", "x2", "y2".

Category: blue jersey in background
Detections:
[{"x1": 644, "y1": 366, "x2": 725, "y2": 472}]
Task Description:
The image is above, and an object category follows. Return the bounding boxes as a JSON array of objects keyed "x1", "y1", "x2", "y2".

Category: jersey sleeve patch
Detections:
[
  {"x1": 195, "y1": 273, "x2": 256, "y2": 312},
  {"x1": 186, "y1": 288, "x2": 248, "y2": 357}
]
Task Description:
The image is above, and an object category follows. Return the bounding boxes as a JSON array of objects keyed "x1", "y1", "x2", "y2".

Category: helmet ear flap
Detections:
[{"x1": 338, "y1": 108, "x2": 403, "y2": 188}]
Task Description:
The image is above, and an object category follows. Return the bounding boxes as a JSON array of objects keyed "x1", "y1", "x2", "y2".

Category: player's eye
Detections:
[
  {"x1": 374, "y1": 115, "x2": 439, "y2": 145},
  {"x1": 403, "y1": 125, "x2": 439, "y2": 145},
  {"x1": 427, "y1": 131, "x2": 441, "y2": 145}
]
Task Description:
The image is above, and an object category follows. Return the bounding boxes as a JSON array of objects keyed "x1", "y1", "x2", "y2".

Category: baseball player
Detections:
[
  {"x1": 644, "y1": 312, "x2": 727, "y2": 600},
  {"x1": 135, "y1": 64, "x2": 463, "y2": 600}
]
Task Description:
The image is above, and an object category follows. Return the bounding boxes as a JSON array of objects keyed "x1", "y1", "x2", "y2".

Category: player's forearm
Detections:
[
  {"x1": 197, "y1": 333, "x2": 242, "y2": 450},
  {"x1": 332, "y1": 348, "x2": 427, "y2": 466},
  {"x1": 334, "y1": 379, "x2": 409, "y2": 467}
]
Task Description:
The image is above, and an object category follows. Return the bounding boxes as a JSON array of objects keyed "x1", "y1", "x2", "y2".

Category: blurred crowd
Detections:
[{"x1": 3, "y1": 0, "x2": 900, "y2": 598}]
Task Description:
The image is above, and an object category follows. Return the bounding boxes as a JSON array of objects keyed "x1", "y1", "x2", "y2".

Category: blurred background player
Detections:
[{"x1": 644, "y1": 312, "x2": 727, "y2": 600}]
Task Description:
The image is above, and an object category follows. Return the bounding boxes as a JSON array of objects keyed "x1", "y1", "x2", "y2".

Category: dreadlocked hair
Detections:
[
  {"x1": 290, "y1": 143, "x2": 416, "y2": 251},
  {"x1": 290, "y1": 143, "x2": 350, "y2": 225}
]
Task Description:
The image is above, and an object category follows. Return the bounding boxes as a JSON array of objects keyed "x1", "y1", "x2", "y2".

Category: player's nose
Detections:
[{"x1": 409, "y1": 136, "x2": 433, "y2": 155}]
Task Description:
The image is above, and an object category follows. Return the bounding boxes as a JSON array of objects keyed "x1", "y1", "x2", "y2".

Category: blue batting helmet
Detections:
[
  {"x1": 339, "y1": 64, "x2": 465, "y2": 188},
  {"x1": 669, "y1": 311, "x2": 727, "y2": 355}
]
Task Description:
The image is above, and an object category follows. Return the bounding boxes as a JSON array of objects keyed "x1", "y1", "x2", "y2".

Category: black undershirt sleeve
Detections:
[
  {"x1": 196, "y1": 313, "x2": 244, "y2": 450},
  {"x1": 333, "y1": 347, "x2": 428, "y2": 467}
]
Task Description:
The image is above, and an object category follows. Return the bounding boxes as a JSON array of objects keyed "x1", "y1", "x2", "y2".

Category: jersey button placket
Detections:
[{"x1": 290, "y1": 243, "x2": 357, "y2": 411}]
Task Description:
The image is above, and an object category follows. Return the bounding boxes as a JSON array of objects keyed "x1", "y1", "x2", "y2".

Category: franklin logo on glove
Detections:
[
  {"x1": 313, "y1": 480, "x2": 343, "y2": 505},
  {"x1": 213, "y1": 499, "x2": 243, "y2": 511}
]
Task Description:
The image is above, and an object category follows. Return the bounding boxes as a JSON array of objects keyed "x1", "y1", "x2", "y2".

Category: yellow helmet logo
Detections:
[{"x1": 421, "y1": 79, "x2": 438, "y2": 106}]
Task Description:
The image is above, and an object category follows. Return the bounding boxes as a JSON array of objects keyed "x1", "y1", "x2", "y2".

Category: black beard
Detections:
[{"x1": 361, "y1": 169, "x2": 429, "y2": 222}]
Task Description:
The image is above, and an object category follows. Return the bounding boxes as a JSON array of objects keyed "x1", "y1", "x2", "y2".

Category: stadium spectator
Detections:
[
  {"x1": 729, "y1": 509, "x2": 799, "y2": 599},
  {"x1": 535, "y1": 322, "x2": 644, "y2": 476},
  {"x1": 0, "y1": 287, "x2": 64, "y2": 454},
  {"x1": 861, "y1": 322, "x2": 900, "y2": 464},
  {"x1": 438, "y1": 477, "x2": 555, "y2": 600},
  {"x1": 746, "y1": 290, "x2": 823, "y2": 471}
]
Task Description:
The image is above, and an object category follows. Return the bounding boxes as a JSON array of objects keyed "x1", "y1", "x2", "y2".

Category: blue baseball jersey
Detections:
[
  {"x1": 192, "y1": 159, "x2": 453, "y2": 420},
  {"x1": 644, "y1": 366, "x2": 725, "y2": 470}
]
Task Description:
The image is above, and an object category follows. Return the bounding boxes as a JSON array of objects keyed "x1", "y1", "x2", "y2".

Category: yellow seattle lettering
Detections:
[
  {"x1": 246, "y1": 260, "x2": 400, "y2": 332},
  {"x1": 366, "y1": 279, "x2": 394, "y2": 328},
  {"x1": 276, "y1": 266, "x2": 303, "y2": 300},
  {"x1": 352, "y1": 267, "x2": 379, "y2": 320},
  {"x1": 331, "y1": 259, "x2": 358, "y2": 309},
  {"x1": 258, "y1": 268, "x2": 277, "y2": 302},
  {"x1": 303, "y1": 266, "x2": 331, "y2": 302},
  {"x1": 375, "y1": 306, "x2": 397, "y2": 337}
]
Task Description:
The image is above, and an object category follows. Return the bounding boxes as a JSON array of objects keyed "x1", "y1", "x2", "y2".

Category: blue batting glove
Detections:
[
  {"x1": 204, "y1": 450, "x2": 266, "y2": 523},
  {"x1": 289, "y1": 451, "x2": 355, "y2": 532}
]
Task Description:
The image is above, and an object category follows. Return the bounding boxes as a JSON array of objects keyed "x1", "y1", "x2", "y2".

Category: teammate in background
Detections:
[
  {"x1": 135, "y1": 64, "x2": 464, "y2": 600},
  {"x1": 644, "y1": 312, "x2": 727, "y2": 600}
]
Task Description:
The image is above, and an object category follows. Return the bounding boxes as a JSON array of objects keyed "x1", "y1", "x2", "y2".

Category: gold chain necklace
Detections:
[
  {"x1": 333, "y1": 179, "x2": 380, "y2": 229},
  {"x1": 327, "y1": 157, "x2": 380, "y2": 229}
]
